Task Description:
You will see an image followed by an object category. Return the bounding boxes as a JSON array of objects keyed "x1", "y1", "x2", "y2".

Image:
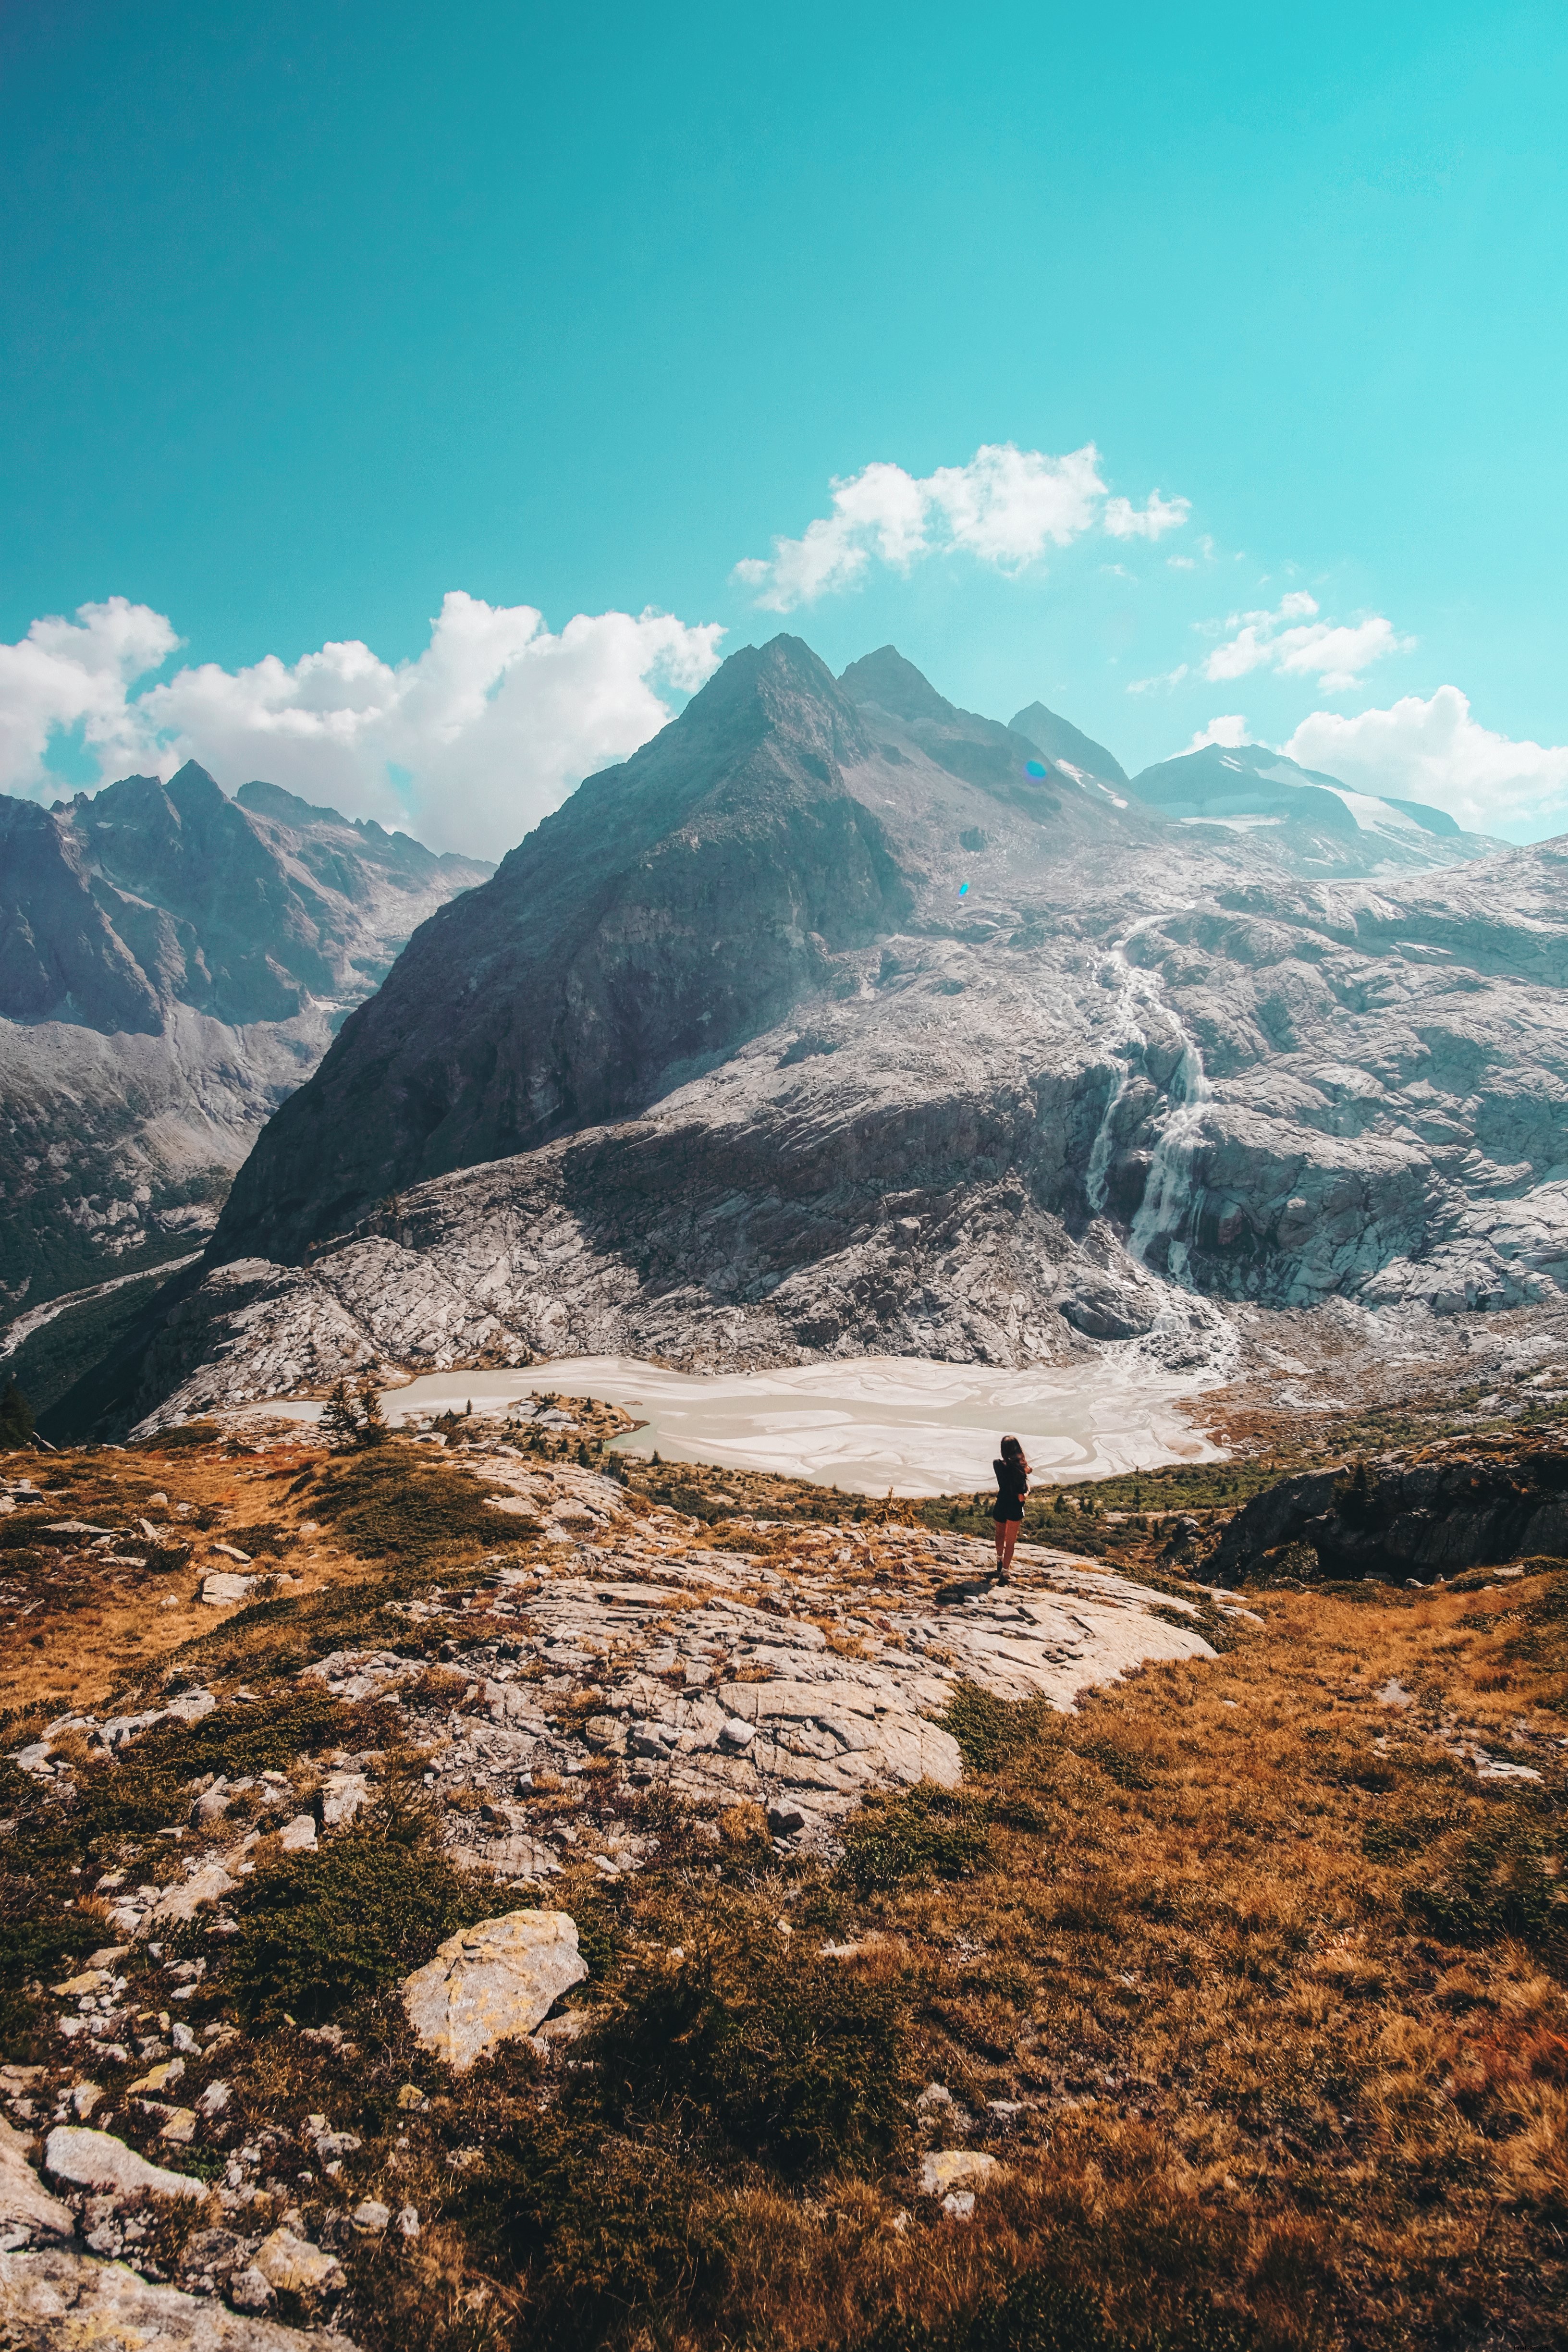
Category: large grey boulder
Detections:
[{"x1": 400, "y1": 1911, "x2": 586, "y2": 2071}]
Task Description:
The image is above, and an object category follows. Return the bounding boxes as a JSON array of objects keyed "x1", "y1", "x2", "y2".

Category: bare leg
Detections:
[
  {"x1": 999, "y1": 1518, "x2": 1021, "y2": 1578},
  {"x1": 993, "y1": 1519, "x2": 1006, "y2": 1570}
]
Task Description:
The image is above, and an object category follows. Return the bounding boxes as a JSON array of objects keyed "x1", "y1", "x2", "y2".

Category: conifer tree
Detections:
[{"x1": 0, "y1": 1379, "x2": 36, "y2": 1449}]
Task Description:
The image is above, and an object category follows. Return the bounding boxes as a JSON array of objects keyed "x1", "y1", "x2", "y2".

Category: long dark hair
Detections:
[{"x1": 999, "y1": 1435, "x2": 1024, "y2": 1463}]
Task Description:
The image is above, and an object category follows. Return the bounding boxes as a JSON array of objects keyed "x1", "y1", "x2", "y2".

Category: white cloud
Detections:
[
  {"x1": 0, "y1": 598, "x2": 182, "y2": 787},
  {"x1": 1187, "y1": 715, "x2": 1251, "y2": 751},
  {"x1": 0, "y1": 593, "x2": 724, "y2": 858},
  {"x1": 735, "y1": 441, "x2": 1188, "y2": 610},
  {"x1": 1103, "y1": 489, "x2": 1190, "y2": 540},
  {"x1": 1199, "y1": 591, "x2": 1412, "y2": 693},
  {"x1": 1127, "y1": 663, "x2": 1190, "y2": 694},
  {"x1": 1284, "y1": 686, "x2": 1568, "y2": 835}
]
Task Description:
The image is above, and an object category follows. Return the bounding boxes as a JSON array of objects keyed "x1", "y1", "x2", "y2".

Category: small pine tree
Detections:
[
  {"x1": 319, "y1": 1377, "x2": 361, "y2": 1448},
  {"x1": 354, "y1": 1376, "x2": 388, "y2": 1447},
  {"x1": 0, "y1": 1378, "x2": 36, "y2": 1449}
]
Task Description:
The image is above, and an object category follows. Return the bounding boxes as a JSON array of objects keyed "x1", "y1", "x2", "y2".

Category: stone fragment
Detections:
[
  {"x1": 400, "y1": 1911, "x2": 586, "y2": 2072},
  {"x1": 146, "y1": 1867, "x2": 238, "y2": 1928},
  {"x1": 0, "y1": 2246, "x2": 363, "y2": 2350},
  {"x1": 277, "y1": 1816, "x2": 317, "y2": 1853},
  {"x1": 159, "y1": 2110, "x2": 198, "y2": 2145},
  {"x1": 919, "y1": 2150, "x2": 999, "y2": 2198},
  {"x1": 126, "y1": 2061, "x2": 185, "y2": 2094},
  {"x1": 0, "y1": 2118, "x2": 74, "y2": 2249},
  {"x1": 43, "y1": 2126, "x2": 205, "y2": 2203},
  {"x1": 319, "y1": 1775, "x2": 369, "y2": 1828},
  {"x1": 201, "y1": 1573, "x2": 255, "y2": 1606},
  {"x1": 228, "y1": 2266, "x2": 275, "y2": 2312},
  {"x1": 254, "y1": 2232, "x2": 345, "y2": 2301},
  {"x1": 349, "y1": 2203, "x2": 390, "y2": 2235}
]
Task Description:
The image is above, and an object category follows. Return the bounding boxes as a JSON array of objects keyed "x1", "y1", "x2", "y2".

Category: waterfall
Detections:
[{"x1": 1086, "y1": 916, "x2": 1213, "y2": 1282}]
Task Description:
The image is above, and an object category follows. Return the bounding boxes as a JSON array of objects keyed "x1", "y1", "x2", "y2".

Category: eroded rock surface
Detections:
[
  {"x1": 0, "y1": 2248, "x2": 360, "y2": 2352},
  {"x1": 400, "y1": 1912, "x2": 587, "y2": 2070}
]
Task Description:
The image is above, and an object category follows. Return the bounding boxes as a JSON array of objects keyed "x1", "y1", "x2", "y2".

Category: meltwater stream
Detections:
[{"x1": 1088, "y1": 917, "x2": 1214, "y2": 1283}]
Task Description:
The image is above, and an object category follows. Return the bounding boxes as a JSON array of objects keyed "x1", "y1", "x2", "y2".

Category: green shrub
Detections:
[
  {"x1": 854, "y1": 2268, "x2": 1263, "y2": 2352},
  {"x1": 839, "y1": 1783, "x2": 993, "y2": 1891},
  {"x1": 585, "y1": 1910, "x2": 906, "y2": 2176},
  {"x1": 306, "y1": 1445, "x2": 504, "y2": 1566},
  {"x1": 136, "y1": 1683, "x2": 395, "y2": 1780},
  {"x1": 1081, "y1": 1737, "x2": 1154, "y2": 1792},
  {"x1": 461, "y1": 2111, "x2": 730, "y2": 2351},
  {"x1": 1408, "y1": 1816, "x2": 1568, "y2": 1956},
  {"x1": 943, "y1": 1679, "x2": 1051, "y2": 1774},
  {"x1": 224, "y1": 1805, "x2": 505, "y2": 2025}
]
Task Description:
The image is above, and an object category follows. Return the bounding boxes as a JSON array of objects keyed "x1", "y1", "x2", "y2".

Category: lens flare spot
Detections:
[
  {"x1": 957, "y1": 882, "x2": 969, "y2": 896},
  {"x1": 1024, "y1": 758, "x2": 1048, "y2": 778}
]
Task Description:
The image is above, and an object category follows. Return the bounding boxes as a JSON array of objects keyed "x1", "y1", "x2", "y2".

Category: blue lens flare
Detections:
[{"x1": 1024, "y1": 758, "x2": 1048, "y2": 778}]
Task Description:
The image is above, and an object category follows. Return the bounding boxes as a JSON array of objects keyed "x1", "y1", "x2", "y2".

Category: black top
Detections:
[{"x1": 992, "y1": 1456, "x2": 1028, "y2": 1521}]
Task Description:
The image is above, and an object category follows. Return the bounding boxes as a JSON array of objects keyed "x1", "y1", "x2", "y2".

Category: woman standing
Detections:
[{"x1": 992, "y1": 1434, "x2": 1030, "y2": 1580}]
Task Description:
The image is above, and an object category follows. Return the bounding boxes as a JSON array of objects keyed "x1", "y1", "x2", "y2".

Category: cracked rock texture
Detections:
[
  {"x1": 400, "y1": 1912, "x2": 587, "y2": 2070},
  {"x1": 91, "y1": 639, "x2": 1568, "y2": 1433},
  {"x1": 289, "y1": 1450, "x2": 1222, "y2": 1853},
  {"x1": 0, "y1": 2248, "x2": 360, "y2": 2352}
]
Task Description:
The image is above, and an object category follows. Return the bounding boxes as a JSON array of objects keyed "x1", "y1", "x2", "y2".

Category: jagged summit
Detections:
[
  {"x1": 0, "y1": 768, "x2": 491, "y2": 1317},
  {"x1": 838, "y1": 644, "x2": 956, "y2": 724},
  {"x1": 1010, "y1": 700, "x2": 1129, "y2": 789}
]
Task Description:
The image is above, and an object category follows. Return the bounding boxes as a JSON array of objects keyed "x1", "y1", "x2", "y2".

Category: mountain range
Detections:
[
  {"x1": 29, "y1": 633, "x2": 1567, "y2": 1440},
  {"x1": 0, "y1": 763, "x2": 490, "y2": 1365}
]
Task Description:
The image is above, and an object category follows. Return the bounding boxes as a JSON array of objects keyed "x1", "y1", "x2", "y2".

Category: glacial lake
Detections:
[{"x1": 365, "y1": 1354, "x2": 1225, "y2": 1497}]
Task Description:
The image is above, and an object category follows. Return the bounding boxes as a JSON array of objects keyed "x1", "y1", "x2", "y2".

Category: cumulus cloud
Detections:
[
  {"x1": 1201, "y1": 591, "x2": 1413, "y2": 693},
  {"x1": 0, "y1": 598, "x2": 183, "y2": 787},
  {"x1": 0, "y1": 593, "x2": 724, "y2": 857},
  {"x1": 1187, "y1": 715, "x2": 1251, "y2": 751},
  {"x1": 1103, "y1": 489, "x2": 1190, "y2": 540},
  {"x1": 1284, "y1": 686, "x2": 1568, "y2": 836},
  {"x1": 734, "y1": 441, "x2": 1187, "y2": 610}
]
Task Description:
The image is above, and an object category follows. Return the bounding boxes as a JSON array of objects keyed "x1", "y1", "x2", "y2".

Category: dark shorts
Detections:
[{"x1": 992, "y1": 1506, "x2": 1023, "y2": 1524}]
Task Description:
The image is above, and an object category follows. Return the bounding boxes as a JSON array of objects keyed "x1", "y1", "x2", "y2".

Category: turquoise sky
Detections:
[{"x1": 3, "y1": 0, "x2": 1566, "y2": 846}]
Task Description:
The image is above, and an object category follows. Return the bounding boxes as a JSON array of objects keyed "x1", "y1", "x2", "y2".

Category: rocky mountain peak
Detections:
[
  {"x1": 838, "y1": 644, "x2": 957, "y2": 724},
  {"x1": 1010, "y1": 700, "x2": 1129, "y2": 788}
]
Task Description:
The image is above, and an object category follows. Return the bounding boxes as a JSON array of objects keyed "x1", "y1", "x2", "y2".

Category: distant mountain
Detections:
[
  {"x1": 1127, "y1": 741, "x2": 1497, "y2": 871},
  {"x1": 0, "y1": 763, "x2": 490, "y2": 1319},
  {"x1": 1010, "y1": 700, "x2": 1130, "y2": 789},
  {"x1": 74, "y1": 635, "x2": 1568, "y2": 1444}
]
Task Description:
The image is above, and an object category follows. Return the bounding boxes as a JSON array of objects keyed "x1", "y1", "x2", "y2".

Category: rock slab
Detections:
[
  {"x1": 0, "y1": 2120, "x2": 73, "y2": 2251},
  {"x1": 0, "y1": 2247, "x2": 361, "y2": 2352},
  {"x1": 400, "y1": 1910, "x2": 586, "y2": 2071},
  {"x1": 43, "y1": 2126, "x2": 205, "y2": 2204}
]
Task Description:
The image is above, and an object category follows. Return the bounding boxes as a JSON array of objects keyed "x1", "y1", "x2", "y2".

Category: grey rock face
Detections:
[
  {"x1": 0, "y1": 767, "x2": 489, "y2": 1315},
  {"x1": 104, "y1": 640, "x2": 1568, "y2": 1424},
  {"x1": 1210, "y1": 1442, "x2": 1568, "y2": 1582}
]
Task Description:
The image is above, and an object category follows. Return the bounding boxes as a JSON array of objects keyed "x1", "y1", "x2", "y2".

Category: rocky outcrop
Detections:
[
  {"x1": 0, "y1": 768, "x2": 489, "y2": 1316},
  {"x1": 0, "y1": 2249, "x2": 359, "y2": 2352},
  {"x1": 1208, "y1": 1438, "x2": 1568, "y2": 1583}
]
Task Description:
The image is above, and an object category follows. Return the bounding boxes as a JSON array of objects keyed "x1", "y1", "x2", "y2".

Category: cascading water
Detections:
[{"x1": 1086, "y1": 916, "x2": 1213, "y2": 1284}]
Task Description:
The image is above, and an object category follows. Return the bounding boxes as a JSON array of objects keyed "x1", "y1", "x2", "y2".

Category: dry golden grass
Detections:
[{"x1": 4, "y1": 1427, "x2": 1566, "y2": 2350}]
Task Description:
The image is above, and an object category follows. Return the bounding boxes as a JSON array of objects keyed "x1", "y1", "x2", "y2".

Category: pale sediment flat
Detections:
[{"x1": 371, "y1": 1353, "x2": 1225, "y2": 1496}]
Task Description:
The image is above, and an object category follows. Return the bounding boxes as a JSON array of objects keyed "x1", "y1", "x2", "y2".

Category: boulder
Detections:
[
  {"x1": 0, "y1": 2119, "x2": 73, "y2": 2250},
  {"x1": 253, "y1": 2231, "x2": 345, "y2": 2301},
  {"x1": 0, "y1": 2246, "x2": 362, "y2": 2351},
  {"x1": 399, "y1": 1910, "x2": 586, "y2": 2072},
  {"x1": 145, "y1": 1866, "x2": 238, "y2": 1929},
  {"x1": 919, "y1": 2149, "x2": 999, "y2": 2198},
  {"x1": 42, "y1": 2127, "x2": 204, "y2": 2204}
]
